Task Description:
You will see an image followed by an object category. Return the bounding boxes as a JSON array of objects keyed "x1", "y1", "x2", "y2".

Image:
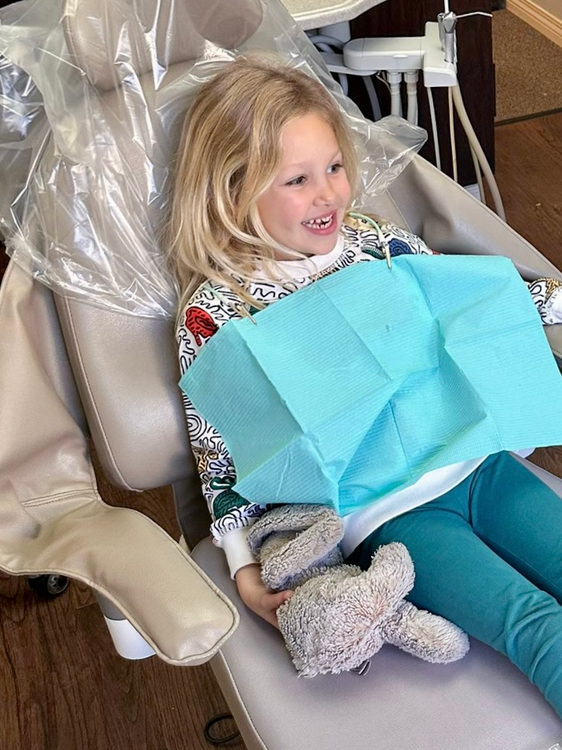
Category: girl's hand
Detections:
[{"x1": 235, "y1": 563, "x2": 293, "y2": 629}]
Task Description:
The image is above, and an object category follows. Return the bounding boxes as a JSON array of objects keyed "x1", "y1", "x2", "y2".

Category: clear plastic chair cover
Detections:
[{"x1": 0, "y1": 0, "x2": 427, "y2": 318}]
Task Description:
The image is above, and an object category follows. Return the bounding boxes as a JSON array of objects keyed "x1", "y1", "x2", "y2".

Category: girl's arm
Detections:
[
  {"x1": 235, "y1": 564, "x2": 292, "y2": 629},
  {"x1": 527, "y1": 277, "x2": 562, "y2": 325},
  {"x1": 178, "y1": 292, "x2": 265, "y2": 578},
  {"x1": 178, "y1": 293, "x2": 293, "y2": 625},
  {"x1": 181, "y1": 388, "x2": 264, "y2": 566}
]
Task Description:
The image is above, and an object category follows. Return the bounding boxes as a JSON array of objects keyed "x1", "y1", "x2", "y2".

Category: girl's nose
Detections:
[{"x1": 313, "y1": 178, "x2": 336, "y2": 206}]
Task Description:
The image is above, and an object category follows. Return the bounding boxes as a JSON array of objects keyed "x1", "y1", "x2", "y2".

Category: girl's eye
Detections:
[
  {"x1": 329, "y1": 162, "x2": 344, "y2": 174},
  {"x1": 286, "y1": 175, "x2": 306, "y2": 186}
]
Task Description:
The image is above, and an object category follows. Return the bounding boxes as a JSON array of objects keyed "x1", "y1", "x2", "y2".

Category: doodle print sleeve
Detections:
[
  {"x1": 177, "y1": 286, "x2": 265, "y2": 574},
  {"x1": 527, "y1": 277, "x2": 562, "y2": 324}
]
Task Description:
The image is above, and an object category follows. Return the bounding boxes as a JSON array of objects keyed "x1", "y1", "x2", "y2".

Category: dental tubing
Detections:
[{"x1": 451, "y1": 84, "x2": 506, "y2": 221}]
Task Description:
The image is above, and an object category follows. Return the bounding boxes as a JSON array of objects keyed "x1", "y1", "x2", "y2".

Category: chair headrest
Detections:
[
  {"x1": 62, "y1": 0, "x2": 264, "y2": 91},
  {"x1": 0, "y1": 0, "x2": 426, "y2": 319}
]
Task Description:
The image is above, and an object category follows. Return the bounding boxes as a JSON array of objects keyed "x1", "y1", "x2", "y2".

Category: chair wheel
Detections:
[{"x1": 28, "y1": 574, "x2": 70, "y2": 598}]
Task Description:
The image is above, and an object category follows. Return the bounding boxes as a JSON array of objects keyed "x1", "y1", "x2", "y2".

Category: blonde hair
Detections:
[{"x1": 167, "y1": 55, "x2": 359, "y2": 322}]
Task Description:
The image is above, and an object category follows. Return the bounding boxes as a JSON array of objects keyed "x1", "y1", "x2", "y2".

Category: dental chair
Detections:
[{"x1": 1, "y1": 0, "x2": 562, "y2": 747}]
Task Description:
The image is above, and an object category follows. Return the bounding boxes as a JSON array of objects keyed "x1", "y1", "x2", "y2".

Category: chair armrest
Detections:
[
  {"x1": 0, "y1": 263, "x2": 238, "y2": 665},
  {"x1": 8, "y1": 491, "x2": 239, "y2": 666}
]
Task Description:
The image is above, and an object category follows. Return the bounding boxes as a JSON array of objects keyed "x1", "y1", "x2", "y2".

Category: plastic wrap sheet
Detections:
[{"x1": 0, "y1": 0, "x2": 427, "y2": 318}]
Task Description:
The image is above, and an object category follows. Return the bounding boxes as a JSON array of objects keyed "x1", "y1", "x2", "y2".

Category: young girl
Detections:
[{"x1": 168, "y1": 56, "x2": 562, "y2": 718}]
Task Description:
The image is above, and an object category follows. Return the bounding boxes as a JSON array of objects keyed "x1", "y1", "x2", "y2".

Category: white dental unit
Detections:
[{"x1": 282, "y1": 0, "x2": 504, "y2": 217}]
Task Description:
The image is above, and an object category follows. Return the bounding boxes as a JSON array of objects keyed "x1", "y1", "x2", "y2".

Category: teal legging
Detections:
[{"x1": 347, "y1": 452, "x2": 562, "y2": 720}]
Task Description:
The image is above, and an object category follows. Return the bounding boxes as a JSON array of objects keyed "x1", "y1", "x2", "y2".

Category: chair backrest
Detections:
[{"x1": 63, "y1": 0, "x2": 264, "y2": 92}]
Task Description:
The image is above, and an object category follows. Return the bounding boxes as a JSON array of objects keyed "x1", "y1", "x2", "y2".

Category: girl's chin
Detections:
[
  {"x1": 274, "y1": 223, "x2": 342, "y2": 259},
  {"x1": 274, "y1": 240, "x2": 337, "y2": 260},
  {"x1": 303, "y1": 244, "x2": 337, "y2": 257},
  {"x1": 302, "y1": 231, "x2": 341, "y2": 254}
]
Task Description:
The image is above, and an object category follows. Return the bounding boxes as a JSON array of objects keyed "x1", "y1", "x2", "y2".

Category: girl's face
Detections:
[{"x1": 256, "y1": 112, "x2": 352, "y2": 259}]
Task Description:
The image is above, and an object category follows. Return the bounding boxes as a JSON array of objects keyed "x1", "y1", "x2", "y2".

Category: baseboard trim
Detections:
[{"x1": 506, "y1": 0, "x2": 562, "y2": 48}]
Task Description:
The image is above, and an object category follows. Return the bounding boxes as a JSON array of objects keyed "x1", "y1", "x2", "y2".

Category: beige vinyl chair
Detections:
[{"x1": 1, "y1": 0, "x2": 562, "y2": 746}]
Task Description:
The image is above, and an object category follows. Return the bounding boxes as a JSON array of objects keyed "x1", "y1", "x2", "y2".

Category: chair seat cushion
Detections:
[{"x1": 192, "y1": 457, "x2": 562, "y2": 749}]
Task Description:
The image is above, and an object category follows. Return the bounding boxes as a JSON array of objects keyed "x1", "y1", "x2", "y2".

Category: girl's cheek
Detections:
[{"x1": 288, "y1": 197, "x2": 306, "y2": 215}]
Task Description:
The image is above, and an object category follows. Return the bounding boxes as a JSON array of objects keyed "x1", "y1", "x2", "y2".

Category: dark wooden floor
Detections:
[
  {"x1": 494, "y1": 112, "x2": 562, "y2": 269},
  {"x1": 1, "y1": 111, "x2": 562, "y2": 750}
]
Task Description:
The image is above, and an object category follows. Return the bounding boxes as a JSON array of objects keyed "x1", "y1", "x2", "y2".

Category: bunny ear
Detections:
[
  {"x1": 247, "y1": 504, "x2": 343, "y2": 557},
  {"x1": 247, "y1": 505, "x2": 345, "y2": 591},
  {"x1": 365, "y1": 542, "x2": 416, "y2": 610}
]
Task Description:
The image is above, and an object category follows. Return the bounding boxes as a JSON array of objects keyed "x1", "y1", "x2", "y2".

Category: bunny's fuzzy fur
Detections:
[{"x1": 248, "y1": 504, "x2": 469, "y2": 677}]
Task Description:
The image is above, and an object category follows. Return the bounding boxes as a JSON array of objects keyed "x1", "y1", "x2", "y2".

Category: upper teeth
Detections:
[{"x1": 303, "y1": 215, "x2": 333, "y2": 228}]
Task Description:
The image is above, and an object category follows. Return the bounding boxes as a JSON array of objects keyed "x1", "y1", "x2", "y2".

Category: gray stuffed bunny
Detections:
[{"x1": 247, "y1": 504, "x2": 469, "y2": 678}]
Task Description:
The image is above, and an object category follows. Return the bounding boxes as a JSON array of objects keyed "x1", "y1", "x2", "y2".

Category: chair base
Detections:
[{"x1": 103, "y1": 615, "x2": 156, "y2": 660}]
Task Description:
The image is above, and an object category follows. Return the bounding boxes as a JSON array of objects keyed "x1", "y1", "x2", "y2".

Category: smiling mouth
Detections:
[{"x1": 302, "y1": 213, "x2": 334, "y2": 229}]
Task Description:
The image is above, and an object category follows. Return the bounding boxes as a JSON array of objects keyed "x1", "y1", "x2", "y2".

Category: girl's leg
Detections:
[
  {"x1": 468, "y1": 452, "x2": 562, "y2": 602},
  {"x1": 348, "y1": 457, "x2": 562, "y2": 718}
]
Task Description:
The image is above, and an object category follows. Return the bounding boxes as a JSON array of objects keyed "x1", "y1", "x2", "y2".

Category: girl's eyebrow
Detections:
[{"x1": 282, "y1": 150, "x2": 343, "y2": 170}]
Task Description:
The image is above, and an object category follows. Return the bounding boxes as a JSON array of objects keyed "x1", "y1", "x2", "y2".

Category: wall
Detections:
[{"x1": 507, "y1": 0, "x2": 562, "y2": 46}]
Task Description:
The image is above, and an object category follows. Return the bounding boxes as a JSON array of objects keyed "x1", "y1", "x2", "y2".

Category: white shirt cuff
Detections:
[{"x1": 216, "y1": 526, "x2": 257, "y2": 579}]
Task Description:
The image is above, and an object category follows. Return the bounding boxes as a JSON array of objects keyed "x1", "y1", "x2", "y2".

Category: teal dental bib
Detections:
[{"x1": 180, "y1": 255, "x2": 562, "y2": 515}]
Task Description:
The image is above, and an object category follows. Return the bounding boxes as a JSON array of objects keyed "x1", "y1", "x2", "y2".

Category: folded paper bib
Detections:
[{"x1": 180, "y1": 256, "x2": 562, "y2": 515}]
